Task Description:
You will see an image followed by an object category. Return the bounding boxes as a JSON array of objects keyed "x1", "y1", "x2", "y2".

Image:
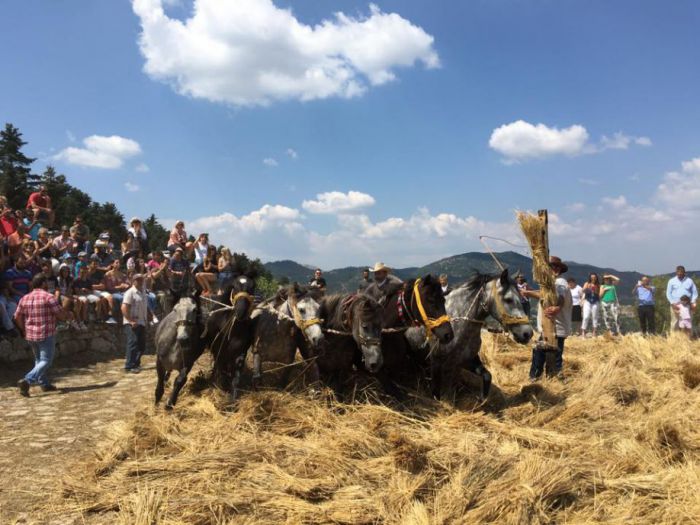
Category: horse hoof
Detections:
[{"x1": 164, "y1": 404, "x2": 174, "y2": 411}]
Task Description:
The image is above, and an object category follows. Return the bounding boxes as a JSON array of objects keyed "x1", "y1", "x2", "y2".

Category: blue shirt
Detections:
[
  {"x1": 666, "y1": 276, "x2": 698, "y2": 304},
  {"x1": 3, "y1": 267, "x2": 33, "y2": 297},
  {"x1": 23, "y1": 218, "x2": 41, "y2": 240},
  {"x1": 635, "y1": 285, "x2": 655, "y2": 306}
]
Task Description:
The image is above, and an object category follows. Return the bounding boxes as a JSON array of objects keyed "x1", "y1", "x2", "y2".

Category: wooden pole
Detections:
[{"x1": 537, "y1": 210, "x2": 558, "y2": 351}]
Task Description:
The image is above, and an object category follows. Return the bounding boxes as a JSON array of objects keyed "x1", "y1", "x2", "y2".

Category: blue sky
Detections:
[{"x1": 2, "y1": 0, "x2": 699, "y2": 273}]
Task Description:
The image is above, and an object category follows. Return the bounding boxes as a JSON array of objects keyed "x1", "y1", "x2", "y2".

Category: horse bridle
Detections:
[
  {"x1": 397, "y1": 278, "x2": 451, "y2": 337},
  {"x1": 230, "y1": 290, "x2": 255, "y2": 317},
  {"x1": 341, "y1": 294, "x2": 382, "y2": 347},
  {"x1": 285, "y1": 297, "x2": 322, "y2": 338},
  {"x1": 459, "y1": 279, "x2": 529, "y2": 329}
]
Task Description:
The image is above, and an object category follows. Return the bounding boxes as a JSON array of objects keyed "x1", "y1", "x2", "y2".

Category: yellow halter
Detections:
[
  {"x1": 413, "y1": 278, "x2": 451, "y2": 336},
  {"x1": 230, "y1": 290, "x2": 255, "y2": 317},
  {"x1": 490, "y1": 280, "x2": 529, "y2": 326},
  {"x1": 288, "y1": 296, "x2": 323, "y2": 334}
]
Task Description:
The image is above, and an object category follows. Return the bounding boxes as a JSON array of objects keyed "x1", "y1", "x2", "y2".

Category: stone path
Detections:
[{"x1": 0, "y1": 349, "x2": 159, "y2": 523}]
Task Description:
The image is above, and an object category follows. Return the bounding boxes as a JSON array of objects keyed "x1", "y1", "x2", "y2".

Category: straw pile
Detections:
[
  {"x1": 51, "y1": 333, "x2": 700, "y2": 524},
  {"x1": 517, "y1": 211, "x2": 557, "y2": 308}
]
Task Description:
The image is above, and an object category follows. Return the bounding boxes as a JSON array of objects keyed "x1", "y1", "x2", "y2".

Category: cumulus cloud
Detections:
[
  {"x1": 131, "y1": 0, "x2": 439, "y2": 106},
  {"x1": 286, "y1": 148, "x2": 298, "y2": 160},
  {"x1": 125, "y1": 182, "x2": 141, "y2": 192},
  {"x1": 656, "y1": 156, "x2": 700, "y2": 212},
  {"x1": 263, "y1": 158, "x2": 279, "y2": 167},
  {"x1": 54, "y1": 135, "x2": 142, "y2": 169},
  {"x1": 135, "y1": 162, "x2": 150, "y2": 173},
  {"x1": 302, "y1": 190, "x2": 375, "y2": 214},
  {"x1": 489, "y1": 120, "x2": 651, "y2": 163}
]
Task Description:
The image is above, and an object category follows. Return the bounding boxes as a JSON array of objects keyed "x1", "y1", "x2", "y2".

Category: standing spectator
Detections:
[
  {"x1": 674, "y1": 295, "x2": 694, "y2": 338},
  {"x1": 193, "y1": 233, "x2": 209, "y2": 266},
  {"x1": 600, "y1": 274, "x2": 621, "y2": 335},
  {"x1": 633, "y1": 276, "x2": 656, "y2": 335},
  {"x1": 128, "y1": 217, "x2": 148, "y2": 253},
  {"x1": 357, "y1": 268, "x2": 371, "y2": 292},
  {"x1": 581, "y1": 273, "x2": 601, "y2": 337},
  {"x1": 4, "y1": 257, "x2": 33, "y2": 302},
  {"x1": 69, "y1": 216, "x2": 91, "y2": 253},
  {"x1": 122, "y1": 274, "x2": 148, "y2": 373},
  {"x1": 666, "y1": 266, "x2": 698, "y2": 331},
  {"x1": 567, "y1": 278, "x2": 583, "y2": 336},
  {"x1": 15, "y1": 274, "x2": 70, "y2": 396},
  {"x1": 515, "y1": 273, "x2": 532, "y2": 319},
  {"x1": 439, "y1": 274, "x2": 452, "y2": 296},
  {"x1": 26, "y1": 185, "x2": 55, "y2": 227},
  {"x1": 521, "y1": 256, "x2": 572, "y2": 380},
  {"x1": 52, "y1": 226, "x2": 76, "y2": 258},
  {"x1": 309, "y1": 268, "x2": 327, "y2": 293},
  {"x1": 169, "y1": 247, "x2": 189, "y2": 302},
  {"x1": 168, "y1": 220, "x2": 190, "y2": 253}
]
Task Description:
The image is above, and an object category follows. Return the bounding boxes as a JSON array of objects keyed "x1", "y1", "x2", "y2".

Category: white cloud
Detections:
[
  {"x1": 125, "y1": 182, "x2": 141, "y2": 192},
  {"x1": 135, "y1": 162, "x2": 150, "y2": 173},
  {"x1": 263, "y1": 157, "x2": 279, "y2": 167},
  {"x1": 302, "y1": 190, "x2": 375, "y2": 214},
  {"x1": 656, "y1": 157, "x2": 700, "y2": 212},
  {"x1": 132, "y1": 0, "x2": 439, "y2": 106},
  {"x1": 566, "y1": 202, "x2": 586, "y2": 213},
  {"x1": 489, "y1": 120, "x2": 651, "y2": 163},
  {"x1": 286, "y1": 148, "x2": 298, "y2": 160},
  {"x1": 54, "y1": 135, "x2": 142, "y2": 169},
  {"x1": 602, "y1": 195, "x2": 628, "y2": 209},
  {"x1": 66, "y1": 130, "x2": 76, "y2": 142}
]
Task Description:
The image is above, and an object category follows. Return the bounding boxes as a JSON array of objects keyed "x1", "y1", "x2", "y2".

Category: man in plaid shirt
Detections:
[{"x1": 15, "y1": 274, "x2": 70, "y2": 396}]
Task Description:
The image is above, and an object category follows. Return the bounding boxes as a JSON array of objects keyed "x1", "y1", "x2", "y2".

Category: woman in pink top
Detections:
[{"x1": 167, "y1": 220, "x2": 192, "y2": 253}]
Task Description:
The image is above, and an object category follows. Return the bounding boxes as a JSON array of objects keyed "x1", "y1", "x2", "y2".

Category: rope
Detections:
[
  {"x1": 490, "y1": 280, "x2": 530, "y2": 326},
  {"x1": 478, "y1": 236, "x2": 506, "y2": 271},
  {"x1": 413, "y1": 278, "x2": 451, "y2": 337},
  {"x1": 198, "y1": 294, "x2": 237, "y2": 311}
]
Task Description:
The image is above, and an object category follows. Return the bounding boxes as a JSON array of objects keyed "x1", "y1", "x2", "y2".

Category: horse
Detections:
[
  {"x1": 203, "y1": 273, "x2": 258, "y2": 400},
  {"x1": 250, "y1": 283, "x2": 325, "y2": 389},
  {"x1": 367, "y1": 275, "x2": 454, "y2": 396},
  {"x1": 316, "y1": 293, "x2": 383, "y2": 394},
  {"x1": 407, "y1": 268, "x2": 533, "y2": 401},
  {"x1": 154, "y1": 296, "x2": 204, "y2": 409}
]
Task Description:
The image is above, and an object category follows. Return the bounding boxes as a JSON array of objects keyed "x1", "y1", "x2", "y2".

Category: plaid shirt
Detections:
[{"x1": 14, "y1": 289, "x2": 62, "y2": 341}]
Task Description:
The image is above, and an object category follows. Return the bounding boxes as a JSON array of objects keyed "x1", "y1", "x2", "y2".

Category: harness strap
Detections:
[
  {"x1": 490, "y1": 280, "x2": 529, "y2": 326},
  {"x1": 413, "y1": 278, "x2": 451, "y2": 336}
]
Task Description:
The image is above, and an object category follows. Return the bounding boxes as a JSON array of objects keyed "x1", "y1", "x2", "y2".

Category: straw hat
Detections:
[
  {"x1": 371, "y1": 262, "x2": 390, "y2": 273},
  {"x1": 549, "y1": 256, "x2": 568, "y2": 273}
]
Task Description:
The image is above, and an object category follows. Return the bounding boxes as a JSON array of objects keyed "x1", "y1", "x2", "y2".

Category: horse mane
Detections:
[
  {"x1": 322, "y1": 293, "x2": 378, "y2": 329},
  {"x1": 463, "y1": 271, "x2": 500, "y2": 292},
  {"x1": 270, "y1": 283, "x2": 320, "y2": 308}
]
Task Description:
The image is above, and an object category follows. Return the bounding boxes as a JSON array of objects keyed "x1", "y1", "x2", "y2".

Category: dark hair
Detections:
[
  {"x1": 588, "y1": 273, "x2": 600, "y2": 284},
  {"x1": 315, "y1": 268, "x2": 322, "y2": 273},
  {"x1": 681, "y1": 295, "x2": 690, "y2": 302},
  {"x1": 677, "y1": 266, "x2": 686, "y2": 272},
  {"x1": 567, "y1": 277, "x2": 576, "y2": 283},
  {"x1": 32, "y1": 274, "x2": 48, "y2": 289}
]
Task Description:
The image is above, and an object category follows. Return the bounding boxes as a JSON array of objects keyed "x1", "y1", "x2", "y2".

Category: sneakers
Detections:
[
  {"x1": 57, "y1": 322, "x2": 69, "y2": 332},
  {"x1": 151, "y1": 315, "x2": 159, "y2": 324},
  {"x1": 79, "y1": 322, "x2": 88, "y2": 331},
  {"x1": 17, "y1": 379, "x2": 30, "y2": 397},
  {"x1": 41, "y1": 384, "x2": 58, "y2": 392},
  {"x1": 105, "y1": 317, "x2": 117, "y2": 325},
  {"x1": 130, "y1": 367, "x2": 142, "y2": 374},
  {"x1": 70, "y1": 321, "x2": 81, "y2": 331}
]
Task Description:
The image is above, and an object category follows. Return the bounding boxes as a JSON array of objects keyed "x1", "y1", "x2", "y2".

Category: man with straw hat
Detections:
[
  {"x1": 365, "y1": 262, "x2": 403, "y2": 304},
  {"x1": 521, "y1": 256, "x2": 572, "y2": 380}
]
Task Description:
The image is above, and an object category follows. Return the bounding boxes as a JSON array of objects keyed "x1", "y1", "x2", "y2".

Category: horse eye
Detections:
[
  {"x1": 361, "y1": 323, "x2": 368, "y2": 329},
  {"x1": 298, "y1": 307, "x2": 306, "y2": 314}
]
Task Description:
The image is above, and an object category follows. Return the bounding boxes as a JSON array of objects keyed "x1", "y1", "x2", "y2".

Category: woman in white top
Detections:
[
  {"x1": 193, "y1": 233, "x2": 209, "y2": 266},
  {"x1": 567, "y1": 278, "x2": 584, "y2": 336}
]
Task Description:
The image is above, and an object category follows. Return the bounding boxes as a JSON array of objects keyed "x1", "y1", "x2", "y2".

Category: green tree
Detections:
[
  {"x1": 86, "y1": 202, "x2": 126, "y2": 242},
  {"x1": 0, "y1": 123, "x2": 35, "y2": 209},
  {"x1": 143, "y1": 214, "x2": 169, "y2": 252}
]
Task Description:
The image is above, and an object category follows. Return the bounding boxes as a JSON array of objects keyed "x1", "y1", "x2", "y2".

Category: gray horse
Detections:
[
  {"x1": 407, "y1": 269, "x2": 533, "y2": 400},
  {"x1": 154, "y1": 296, "x2": 203, "y2": 409},
  {"x1": 250, "y1": 284, "x2": 325, "y2": 388}
]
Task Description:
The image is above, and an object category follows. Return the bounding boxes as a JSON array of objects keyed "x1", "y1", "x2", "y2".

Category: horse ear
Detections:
[
  {"x1": 246, "y1": 267, "x2": 258, "y2": 280},
  {"x1": 422, "y1": 274, "x2": 433, "y2": 284},
  {"x1": 500, "y1": 268, "x2": 510, "y2": 287}
]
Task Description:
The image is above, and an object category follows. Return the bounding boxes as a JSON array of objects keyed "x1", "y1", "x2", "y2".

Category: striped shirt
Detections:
[{"x1": 14, "y1": 289, "x2": 62, "y2": 341}]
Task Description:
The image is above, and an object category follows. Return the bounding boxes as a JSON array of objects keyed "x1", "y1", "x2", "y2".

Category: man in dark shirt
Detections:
[
  {"x1": 357, "y1": 268, "x2": 371, "y2": 292},
  {"x1": 169, "y1": 247, "x2": 189, "y2": 301},
  {"x1": 309, "y1": 268, "x2": 327, "y2": 293}
]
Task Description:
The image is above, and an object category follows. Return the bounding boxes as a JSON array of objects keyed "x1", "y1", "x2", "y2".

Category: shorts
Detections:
[
  {"x1": 78, "y1": 294, "x2": 101, "y2": 304},
  {"x1": 218, "y1": 271, "x2": 234, "y2": 287},
  {"x1": 678, "y1": 319, "x2": 692, "y2": 330},
  {"x1": 571, "y1": 305, "x2": 582, "y2": 322}
]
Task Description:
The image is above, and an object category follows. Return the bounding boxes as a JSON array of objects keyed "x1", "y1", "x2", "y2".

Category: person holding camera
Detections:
[{"x1": 633, "y1": 276, "x2": 656, "y2": 335}]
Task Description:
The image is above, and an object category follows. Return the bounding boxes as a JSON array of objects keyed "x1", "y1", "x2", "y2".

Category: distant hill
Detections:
[{"x1": 264, "y1": 251, "x2": 648, "y2": 302}]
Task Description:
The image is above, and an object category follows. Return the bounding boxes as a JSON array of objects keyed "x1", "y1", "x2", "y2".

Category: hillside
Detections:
[{"x1": 265, "y1": 251, "x2": 646, "y2": 302}]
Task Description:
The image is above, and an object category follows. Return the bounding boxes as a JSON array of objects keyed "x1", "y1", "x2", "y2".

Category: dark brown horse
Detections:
[{"x1": 317, "y1": 293, "x2": 383, "y2": 394}]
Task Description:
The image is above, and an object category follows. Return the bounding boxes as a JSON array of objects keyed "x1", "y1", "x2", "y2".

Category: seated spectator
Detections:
[
  {"x1": 7, "y1": 223, "x2": 31, "y2": 259},
  {"x1": 195, "y1": 255, "x2": 219, "y2": 296},
  {"x1": 168, "y1": 220, "x2": 191, "y2": 253},
  {"x1": 55, "y1": 263, "x2": 86, "y2": 331},
  {"x1": 0, "y1": 282, "x2": 19, "y2": 337},
  {"x1": 168, "y1": 247, "x2": 189, "y2": 301},
  {"x1": 128, "y1": 217, "x2": 148, "y2": 253},
  {"x1": 74, "y1": 251, "x2": 88, "y2": 278},
  {"x1": 26, "y1": 185, "x2": 55, "y2": 227},
  {"x1": 73, "y1": 264, "x2": 109, "y2": 322},
  {"x1": 34, "y1": 227, "x2": 53, "y2": 260},
  {"x1": 121, "y1": 231, "x2": 140, "y2": 263},
  {"x1": 147, "y1": 251, "x2": 170, "y2": 291},
  {"x1": 22, "y1": 211, "x2": 41, "y2": 241},
  {"x1": 217, "y1": 247, "x2": 235, "y2": 291},
  {"x1": 69, "y1": 215, "x2": 91, "y2": 253},
  {"x1": 52, "y1": 226, "x2": 76, "y2": 257},
  {"x1": 4, "y1": 257, "x2": 33, "y2": 302},
  {"x1": 102, "y1": 260, "x2": 130, "y2": 323},
  {"x1": 39, "y1": 260, "x2": 57, "y2": 294},
  {"x1": 193, "y1": 233, "x2": 209, "y2": 266}
]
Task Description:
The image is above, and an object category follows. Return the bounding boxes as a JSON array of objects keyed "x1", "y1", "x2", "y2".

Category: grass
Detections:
[{"x1": 50, "y1": 332, "x2": 700, "y2": 524}]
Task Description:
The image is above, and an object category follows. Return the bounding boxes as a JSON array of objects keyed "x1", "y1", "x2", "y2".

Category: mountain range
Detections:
[{"x1": 264, "y1": 251, "x2": 655, "y2": 302}]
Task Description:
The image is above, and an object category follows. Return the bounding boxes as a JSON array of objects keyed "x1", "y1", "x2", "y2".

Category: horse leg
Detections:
[
  {"x1": 230, "y1": 353, "x2": 246, "y2": 401},
  {"x1": 166, "y1": 366, "x2": 191, "y2": 410},
  {"x1": 430, "y1": 354, "x2": 442, "y2": 400},
  {"x1": 251, "y1": 352, "x2": 262, "y2": 390},
  {"x1": 155, "y1": 357, "x2": 166, "y2": 405},
  {"x1": 465, "y1": 355, "x2": 491, "y2": 399}
]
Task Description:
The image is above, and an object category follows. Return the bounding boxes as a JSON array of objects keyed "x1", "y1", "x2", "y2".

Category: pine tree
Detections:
[
  {"x1": 0, "y1": 123, "x2": 35, "y2": 209},
  {"x1": 143, "y1": 214, "x2": 170, "y2": 252}
]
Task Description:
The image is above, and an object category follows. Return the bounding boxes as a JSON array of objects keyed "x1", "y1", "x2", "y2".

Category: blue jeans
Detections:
[
  {"x1": 530, "y1": 336, "x2": 565, "y2": 379},
  {"x1": 147, "y1": 292, "x2": 157, "y2": 313},
  {"x1": 111, "y1": 292, "x2": 124, "y2": 317},
  {"x1": 124, "y1": 324, "x2": 146, "y2": 369},
  {"x1": 24, "y1": 335, "x2": 56, "y2": 386}
]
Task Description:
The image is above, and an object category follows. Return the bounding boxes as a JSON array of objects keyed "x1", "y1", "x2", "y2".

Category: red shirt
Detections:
[
  {"x1": 15, "y1": 289, "x2": 62, "y2": 341},
  {"x1": 0, "y1": 214, "x2": 18, "y2": 237},
  {"x1": 27, "y1": 192, "x2": 50, "y2": 209}
]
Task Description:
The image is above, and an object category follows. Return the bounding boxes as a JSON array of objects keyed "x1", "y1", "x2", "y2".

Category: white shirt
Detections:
[
  {"x1": 678, "y1": 303, "x2": 692, "y2": 321},
  {"x1": 194, "y1": 242, "x2": 208, "y2": 265},
  {"x1": 570, "y1": 285, "x2": 583, "y2": 306},
  {"x1": 122, "y1": 286, "x2": 148, "y2": 326},
  {"x1": 537, "y1": 277, "x2": 573, "y2": 337}
]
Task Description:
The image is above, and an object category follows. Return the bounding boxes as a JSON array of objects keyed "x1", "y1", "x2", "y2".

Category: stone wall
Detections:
[{"x1": 0, "y1": 324, "x2": 156, "y2": 364}]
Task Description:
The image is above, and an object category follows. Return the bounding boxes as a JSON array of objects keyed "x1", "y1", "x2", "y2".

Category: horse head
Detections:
[
  {"x1": 484, "y1": 269, "x2": 533, "y2": 344},
  {"x1": 350, "y1": 295, "x2": 383, "y2": 373},
  {"x1": 226, "y1": 272, "x2": 257, "y2": 321},
  {"x1": 408, "y1": 275, "x2": 454, "y2": 344},
  {"x1": 172, "y1": 297, "x2": 198, "y2": 345},
  {"x1": 287, "y1": 283, "x2": 325, "y2": 349}
]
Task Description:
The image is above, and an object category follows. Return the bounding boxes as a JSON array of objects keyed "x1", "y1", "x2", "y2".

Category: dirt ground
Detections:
[{"x1": 0, "y1": 348, "x2": 160, "y2": 524}]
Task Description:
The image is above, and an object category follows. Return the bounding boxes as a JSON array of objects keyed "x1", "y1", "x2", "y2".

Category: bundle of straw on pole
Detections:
[{"x1": 517, "y1": 209, "x2": 558, "y2": 349}]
